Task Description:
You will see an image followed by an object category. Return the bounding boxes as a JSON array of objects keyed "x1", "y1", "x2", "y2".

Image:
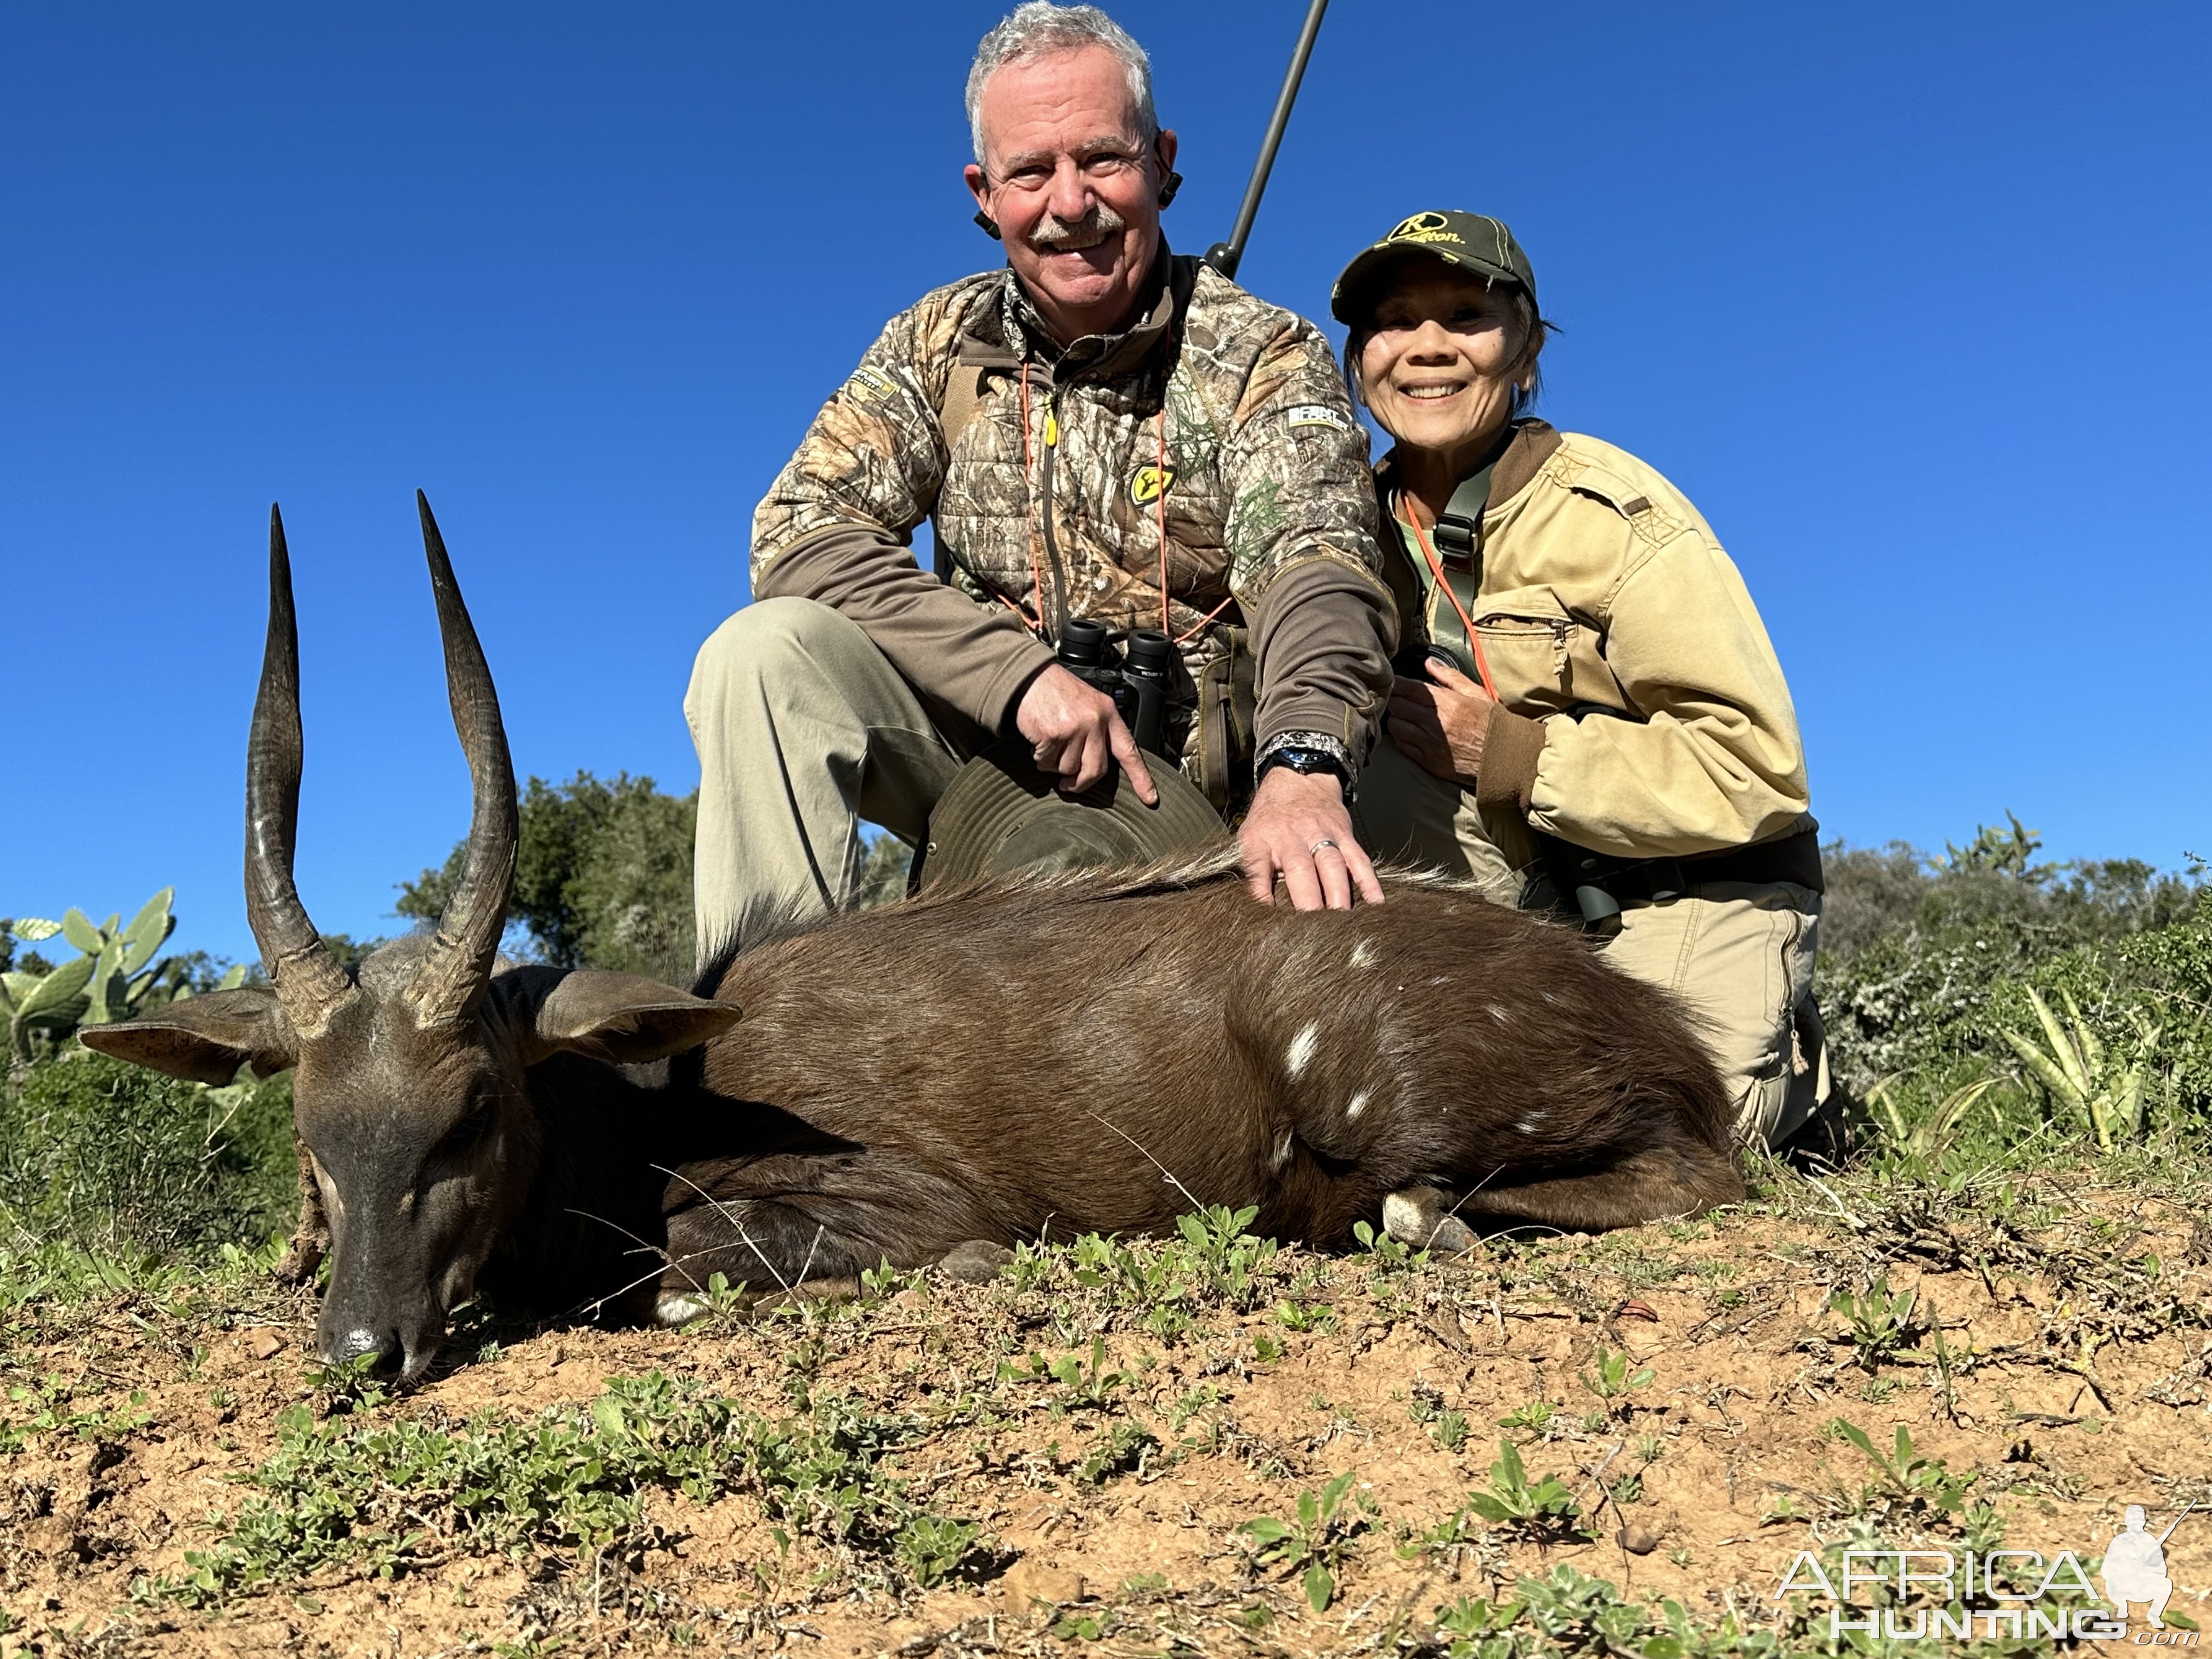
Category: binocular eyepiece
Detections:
[{"x1": 1057, "y1": 618, "x2": 1172, "y2": 759}]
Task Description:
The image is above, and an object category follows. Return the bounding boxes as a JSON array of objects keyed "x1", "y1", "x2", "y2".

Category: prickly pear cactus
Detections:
[{"x1": 5, "y1": 889, "x2": 221, "y2": 1058}]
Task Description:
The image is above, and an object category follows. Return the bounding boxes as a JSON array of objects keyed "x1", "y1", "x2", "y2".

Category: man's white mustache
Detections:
[{"x1": 1028, "y1": 204, "x2": 1125, "y2": 251}]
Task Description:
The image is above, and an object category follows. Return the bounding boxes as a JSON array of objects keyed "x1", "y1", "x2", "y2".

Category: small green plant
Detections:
[
  {"x1": 1274, "y1": 1299, "x2": 1333, "y2": 1332},
  {"x1": 1350, "y1": 1216, "x2": 1424, "y2": 1269},
  {"x1": 1032, "y1": 1204, "x2": 1282, "y2": 1339},
  {"x1": 1430, "y1": 1592, "x2": 1526, "y2": 1653},
  {"x1": 1866, "y1": 1074, "x2": 1997, "y2": 1163},
  {"x1": 1463, "y1": 1440, "x2": 1584, "y2": 1541},
  {"x1": 1827, "y1": 1274, "x2": 1923, "y2": 1372},
  {"x1": 1074, "y1": 1421, "x2": 1155, "y2": 1486},
  {"x1": 1496, "y1": 1398, "x2": 1557, "y2": 1434},
  {"x1": 894, "y1": 1513, "x2": 981, "y2": 1589},
  {"x1": 1006, "y1": 1335, "x2": 1131, "y2": 1409},
  {"x1": 1999, "y1": 986, "x2": 2161, "y2": 1149},
  {"x1": 1829, "y1": 1418, "x2": 1976, "y2": 1517},
  {"x1": 1578, "y1": 1345, "x2": 1655, "y2": 1415},
  {"x1": 1, "y1": 1373, "x2": 154, "y2": 1455},
  {"x1": 1239, "y1": 1472, "x2": 1373, "y2": 1612}
]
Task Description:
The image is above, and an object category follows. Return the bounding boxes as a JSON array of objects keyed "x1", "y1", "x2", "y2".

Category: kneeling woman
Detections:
[{"x1": 1335, "y1": 212, "x2": 1828, "y2": 1152}]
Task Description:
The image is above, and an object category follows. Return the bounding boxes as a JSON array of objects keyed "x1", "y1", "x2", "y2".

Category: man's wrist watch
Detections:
[{"x1": 1255, "y1": 731, "x2": 1357, "y2": 804}]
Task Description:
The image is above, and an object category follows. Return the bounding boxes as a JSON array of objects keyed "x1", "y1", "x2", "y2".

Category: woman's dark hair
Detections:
[{"x1": 1342, "y1": 278, "x2": 1559, "y2": 421}]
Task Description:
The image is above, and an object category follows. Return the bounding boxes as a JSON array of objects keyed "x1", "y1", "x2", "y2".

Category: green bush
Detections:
[
  {"x1": 400, "y1": 771, "x2": 698, "y2": 980},
  {"x1": 1820, "y1": 815, "x2": 2207, "y2": 1096},
  {"x1": 0, "y1": 1051, "x2": 295, "y2": 1260}
]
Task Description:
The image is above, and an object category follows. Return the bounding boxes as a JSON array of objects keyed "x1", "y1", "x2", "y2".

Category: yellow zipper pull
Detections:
[{"x1": 1044, "y1": 409, "x2": 1058, "y2": 447}]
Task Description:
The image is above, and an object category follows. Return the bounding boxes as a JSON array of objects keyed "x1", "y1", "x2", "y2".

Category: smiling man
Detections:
[{"x1": 685, "y1": 2, "x2": 1397, "y2": 955}]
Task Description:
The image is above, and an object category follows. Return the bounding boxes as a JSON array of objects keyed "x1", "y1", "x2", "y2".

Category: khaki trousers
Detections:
[
  {"x1": 684, "y1": 597, "x2": 988, "y2": 959},
  {"x1": 1357, "y1": 731, "x2": 1827, "y2": 1149}
]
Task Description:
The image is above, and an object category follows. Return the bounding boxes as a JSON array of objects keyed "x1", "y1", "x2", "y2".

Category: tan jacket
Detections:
[
  {"x1": 1382, "y1": 422, "x2": 1811, "y2": 859},
  {"x1": 752, "y1": 253, "x2": 1397, "y2": 767}
]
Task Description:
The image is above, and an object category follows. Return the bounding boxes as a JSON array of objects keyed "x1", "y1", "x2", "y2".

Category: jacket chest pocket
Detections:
[{"x1": 1468, "y1": 585, "x2": 1598, "y2": 713}]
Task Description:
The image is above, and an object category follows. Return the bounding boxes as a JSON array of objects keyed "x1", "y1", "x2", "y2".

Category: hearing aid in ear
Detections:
[
  {"x1": 973, "y1": 210, "x2": 1003, "y2": 240},
  {"x1": 1158, "y1": 170, "x2": 1183, "y2": 208}
]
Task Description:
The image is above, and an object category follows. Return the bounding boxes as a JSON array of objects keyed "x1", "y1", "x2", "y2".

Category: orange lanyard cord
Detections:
[
  {"x1": 1014, "y1": 362, "x2": 1049, "y2": 637},
  {"x1": 1154, "y1": 409, "x2": 1172, "y2": 637},
  {"x1": 1397, "y1": 494, "x2": 1499, "y2": 701}
]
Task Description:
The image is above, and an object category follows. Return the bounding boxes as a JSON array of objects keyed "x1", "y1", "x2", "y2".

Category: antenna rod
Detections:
[{"x1": 1202, "y1": 0, "x2": 1331, "y2": 282}]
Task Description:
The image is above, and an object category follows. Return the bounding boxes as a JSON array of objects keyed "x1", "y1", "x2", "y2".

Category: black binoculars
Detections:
[{"x1": 1056, "y1": 617, "x2": 1172, "y2": 759}]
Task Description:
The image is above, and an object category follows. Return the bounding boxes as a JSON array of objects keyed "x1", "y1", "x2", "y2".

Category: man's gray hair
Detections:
[{"x1": 966, "y1": 3, "x2": 1157, "y2": 163}]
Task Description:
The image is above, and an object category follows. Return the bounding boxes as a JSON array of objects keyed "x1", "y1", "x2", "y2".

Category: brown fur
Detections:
[{"x1": 657, "y1": 849, "x2": 1741, "y2": 1292}]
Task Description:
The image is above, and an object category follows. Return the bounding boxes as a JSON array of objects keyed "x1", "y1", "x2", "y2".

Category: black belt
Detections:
[{"x1": 1529, "y1": 827, "x2": 1824, "y2": 928}]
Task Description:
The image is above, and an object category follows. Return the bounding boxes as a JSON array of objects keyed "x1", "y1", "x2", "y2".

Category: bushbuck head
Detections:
[{"x1": 83, "y1": 498, "x2": 739, "y2": 1380}]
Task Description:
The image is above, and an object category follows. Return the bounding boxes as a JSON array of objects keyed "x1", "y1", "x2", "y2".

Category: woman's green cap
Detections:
[{"x1": 1331, "y1": 211, "x2": 1538, "y2": 325}]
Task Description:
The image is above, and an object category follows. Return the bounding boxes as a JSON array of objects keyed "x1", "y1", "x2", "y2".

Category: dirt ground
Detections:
[{"x1": 5, "y1": 1170, "x2": 2211, "y2": 1657}]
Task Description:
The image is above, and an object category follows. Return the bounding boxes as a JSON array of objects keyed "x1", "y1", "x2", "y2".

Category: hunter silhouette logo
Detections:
[
  {"x1": 1390, "y1": 211, "x2": 1453, "y2": 240},
  {"x1": 1771, "y1": 1500, "x2": 2199, "y2": 1641},
  {"x1": 1129, "y1": 464, "x2": 1175, "y2": 506},
  {"x1": 2106, "y1": 1503, "x2": 2192, "y2": 1629}
]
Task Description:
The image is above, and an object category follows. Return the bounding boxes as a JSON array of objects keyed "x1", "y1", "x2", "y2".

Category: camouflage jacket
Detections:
[{"x1": 750, "y1": 252, "x2": 1396, "y2": 771}]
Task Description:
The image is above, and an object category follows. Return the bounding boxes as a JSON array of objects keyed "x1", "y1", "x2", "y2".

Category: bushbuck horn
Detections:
[
  {"x1": 403, "y1": 490, "x2": 518, "y2": 1028},
  {"x1": 245, "y1": 504, "x2": 356, "y2": 1036}
]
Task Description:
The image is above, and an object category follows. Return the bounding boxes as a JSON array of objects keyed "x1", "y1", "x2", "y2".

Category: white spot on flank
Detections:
[
  {"x1": 1285, "y1": 1021, "x2": 1319, "y2": 1080},
  {"x1": 1350, "y1": 939, "x2": 1378, "y2": 969},
  {"x1": 1517, "y1": 1116, "x2": 1540, "y2": 1135},
  {"x1": 1271, "y1": 1127, "x2": 1295, "y2": 1170},
  {"x1": 1346, "y1": 1090, "x2": 1370, "y2": 1121},
  {"x1": 1487, "y1": 1003, "x2": 1509, "y2": 1023}
]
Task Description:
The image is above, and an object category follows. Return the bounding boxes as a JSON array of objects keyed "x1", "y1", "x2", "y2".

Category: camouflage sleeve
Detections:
[
  {"x1": 1218, "y1": 317, "x2": 1397, "y2": 764},
  {"x1": 749, "y1": 303, "x2": 1054, "y2": 730}
]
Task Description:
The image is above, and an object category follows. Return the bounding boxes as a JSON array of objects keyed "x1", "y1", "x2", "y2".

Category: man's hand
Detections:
[
  {"x1": 1240, "y1": 766, "x2": 1383, "y2": 910},
  {"x1": 1014, "y1": 663, "x2": 1159, "y2": 803},
  {"x1": 1387, "y1": 658, "x2": 1497, "y2": 787}
]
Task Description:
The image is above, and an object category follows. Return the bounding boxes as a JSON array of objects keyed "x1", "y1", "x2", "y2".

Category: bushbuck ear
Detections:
[
  {"x1": 77, "y1": 988, "x2": 298, "y2": 1084},
  {"x1": 506, "y1": 969, "x2": 741, "y2": 1065}
]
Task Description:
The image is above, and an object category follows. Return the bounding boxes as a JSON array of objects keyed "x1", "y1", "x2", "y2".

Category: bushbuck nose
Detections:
[{"x1": 329, "y1": 1325, "x2": 405, "y2": 1375}]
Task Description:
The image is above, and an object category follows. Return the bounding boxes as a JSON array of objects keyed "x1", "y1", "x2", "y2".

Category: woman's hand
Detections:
[
  {"x1": 1239, "y1": 768, "x2": 1384, "y2": 910},
  {"x1": 1388, "y1": 658, "x2": 1497, "y2": 787}
]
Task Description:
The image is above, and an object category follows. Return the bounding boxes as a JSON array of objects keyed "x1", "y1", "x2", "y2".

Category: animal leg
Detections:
[
  {"x1": 1459, "y1": 1141, "x2": 1742, "y2": 1234},
  {"x1": 272, "y1": 1133, "x2": 328, "y2": 1286},
  {"x1": 662, "y1": 1194, "x2": 871, "y2": 1292},
  {"x1": 1381, "y1": 1186, "x2": 1479, "y2": 1255}
]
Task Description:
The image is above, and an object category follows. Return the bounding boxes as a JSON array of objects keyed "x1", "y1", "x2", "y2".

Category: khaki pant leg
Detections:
[
  {"x1": 1353, "y1": 732, "x2": 1526, "y2": 907},
  {"x1": 1597, "y1": 880, "x2": 1821, "y2": 1148},
  {"x1": 684, "y1": 597, "x2": 979, "y2": 960}
]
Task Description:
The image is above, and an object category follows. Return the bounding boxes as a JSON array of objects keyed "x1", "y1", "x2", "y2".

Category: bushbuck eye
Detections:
[{"x1": 438, "y1": 1099, "x2": 498, "y2": 1160}]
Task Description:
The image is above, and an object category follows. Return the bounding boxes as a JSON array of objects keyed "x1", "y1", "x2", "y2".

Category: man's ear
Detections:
[
  {"x1": 504, "y1": 968, "x2": 742, "y2": 1066},
  {"x1": 77, "y1": 988, "x2": 298, "y2": 1085}
]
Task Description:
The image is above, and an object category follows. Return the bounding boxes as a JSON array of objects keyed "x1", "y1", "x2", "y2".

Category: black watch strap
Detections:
[{"x1": 1256, "y1": 743, "x2": 1357, "y2": 803}]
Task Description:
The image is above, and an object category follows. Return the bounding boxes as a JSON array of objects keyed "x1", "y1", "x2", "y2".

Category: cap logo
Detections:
[{"x1": 1386, "y1": 210, "x2": 1463, "y2": 247}]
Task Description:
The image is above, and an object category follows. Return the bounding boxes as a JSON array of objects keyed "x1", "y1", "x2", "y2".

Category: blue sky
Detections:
[{"x1": 5, "y1": 2, "x2": 2207, "y2": 966}]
